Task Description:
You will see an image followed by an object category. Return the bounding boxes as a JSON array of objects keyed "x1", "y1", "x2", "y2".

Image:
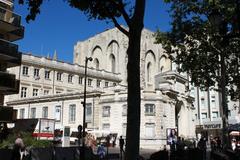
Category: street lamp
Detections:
[{"x1": 81, "y1": 56, "x2": 92, "y2": 159}]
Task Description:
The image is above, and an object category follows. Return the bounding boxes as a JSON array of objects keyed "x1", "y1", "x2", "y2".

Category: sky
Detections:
[{"x1": 14, "y1": 0, "x2": 171, "y2": 63}]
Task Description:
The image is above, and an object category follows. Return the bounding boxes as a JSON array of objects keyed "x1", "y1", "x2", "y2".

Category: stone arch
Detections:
[
  {"x1": 91, "y1": 46, "x2": 103, "y2": 69},
  {"x1": 94, "y1": 58, "x2": 100, "y2": 70},
  {"x1": 145, "y1": 50, "x2": 156, "y2": 85},
  {"x1": 109, "y1": 54, "x2": 116, "y2": 73},
  {"x1": 146, "y1": 62, "x2": 152, "y2": 83},
  {"x1": 159, "y1": 54, "x2": 171, "y2": 73},
  {"x1": 175, "y1": 100, "x2": 186, "y2": 137},
  {"x1": 107, "y1": 40, "x2": 119, "y2": 72}
]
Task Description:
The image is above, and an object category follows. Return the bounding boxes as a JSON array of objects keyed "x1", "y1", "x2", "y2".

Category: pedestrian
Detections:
[
  {"x1": 216, "y1": 137, "x2": 221, "y2": 150},
  {"x1": 119, "y1": 136, "x2": 125, "y2": 160},
  {"x1": 231, "y1": 139, "x2": 237, "y2": 151},
  {"x1": 12, "y1": 133, "x2": 25, "y2": 160},
  {"x1": 119, "y1": 136, "x2": 125, "y2": 152},
  {"x1": 97, "y1": 144, "x2": 106, "y2": 159},
  {"x1": 197, "y1": 137, "x2": 207, "y2": 160}
]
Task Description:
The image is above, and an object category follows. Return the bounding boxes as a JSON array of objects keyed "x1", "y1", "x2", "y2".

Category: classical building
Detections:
[
  {"x1": 191, "y1": 83, "x2": 240, "y2": 138},
  {"x1": 0, "y1": 0, "x2": 24, "y2": 122},
  {"x1": 5, "y1": 27, "x2": 195, "y2": 148}
]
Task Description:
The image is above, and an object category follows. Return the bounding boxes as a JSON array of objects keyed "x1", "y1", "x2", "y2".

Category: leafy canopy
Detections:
[{"x1": 156, "y1": 0, "x2": 240, "y2": 100}]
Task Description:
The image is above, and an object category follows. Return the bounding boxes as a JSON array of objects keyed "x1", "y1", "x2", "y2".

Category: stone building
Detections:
[
  {"x1": 5, "y1": 27, "x2": 195, "y2": 148},
  {"x1": 190, "y1": 83, "x2": 240, "y2": 138}
]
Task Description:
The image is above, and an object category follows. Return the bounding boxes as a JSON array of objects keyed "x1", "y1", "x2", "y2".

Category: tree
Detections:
[
  {"x1": 18, "y1": 0, "x2": 146, "y2": 159},
  {"x1": 156, "y1": 0, "x2": 240, "y2": 147}
]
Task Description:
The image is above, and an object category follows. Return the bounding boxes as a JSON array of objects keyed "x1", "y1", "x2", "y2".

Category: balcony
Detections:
[
  {"x1": 0, "y1": 38, "x2": 21, "y2": 67},
  {"x1": 0, "y1": 6, "x2": 24, "y2": 41},
  {"x1": 155, "y1": 71, "x2": 188, "y2": 98},
  {"x1": 0, "y1": 1, "x2": 13, "y2": 6},
  {"x1": 0, "y1": 71, "x2": 19, "y2": 94},
  {"x1": 0, "y1": 107, "x2": 16, "y2": 122}
]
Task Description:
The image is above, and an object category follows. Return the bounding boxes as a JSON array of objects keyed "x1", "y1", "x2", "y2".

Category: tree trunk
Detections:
[{"x1": 125, "y1": 1, "x2": 145, "y2": 159}]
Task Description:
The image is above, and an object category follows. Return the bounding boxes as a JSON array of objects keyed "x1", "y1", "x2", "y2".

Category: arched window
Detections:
[
  {"x1": 147, "y1": 62, "x2": 152, "y2": 82},
  {"x1": 159, "y1": 56, "x2": 166, "y2": 73},
  {"x1": 110, "y1": 54, "x2": 116, "y2": 73},
  {"x1": 94, "y1": 58, "x2": 99, "y2": 70}
]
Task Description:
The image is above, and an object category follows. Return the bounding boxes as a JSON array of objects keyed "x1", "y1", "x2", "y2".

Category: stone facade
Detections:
[{"x1": 5, "y1": 27, "x2": 195, "y2": 149}]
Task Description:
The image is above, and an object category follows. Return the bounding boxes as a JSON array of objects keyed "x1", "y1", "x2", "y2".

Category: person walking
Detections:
[
  {"x1": 12, "y1": 133, "x2": 25, "y2": 160},
  {"x1": 119, "y1": 136, "x2": 125, "y2": 160}
]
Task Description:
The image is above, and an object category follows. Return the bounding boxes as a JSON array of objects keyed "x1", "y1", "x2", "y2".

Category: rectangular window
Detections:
[
  {"x1": 44, "y1": 90, "x2": 49, "y2": 95},
  {"x1": 190, "y1": 86, "x2": 195, "y2": 96},
  {"x1": 55, "y1": 105, "x2": 61, "y2": 121},
  {"x1": 33, "y1": 88, "x2": 39, "y2": 96},
  {"x1": 57, "y1": 72, "x2": 62, "y2": 81},
  {"x1": 68, "y1": 74, "x2": 73, "y2": 83},
  {"x1": 201, "y1": 98, "x2": 205, "y2": 107},
  {"x1": 212, "y1": 112, "x2": 218, "y2": 118},
  {"x1": 86, "y1": 103, "x2": 92, "y2": 123},
  {"x1": 56, "y1": 91, "x2": 61, "y2": 94},
  {"x1": 113, "y1": 82, "x2": 116, "y2": 86},
  {"x1": 145, "y1": 104, "x2": 155, "y2": 116},
  {"x1": 20, "y1": 87, "x2": 27, "y2": 98},
  {"x1": 105, "y1": 81, "x2": 109, "y2": 87},
  {"x1": 102, "y1": 123, "x2": 110, "y2": 130},
  {"x1": 122, "y1": 105, "x2": 127, "y2": 116},
  {"x1": 211, "y1": 95, "x2": 216, "y2": 108},
  {"x1": 228, "y1": 110, "x2": 231, "y2": 117},
  {"x1": 34, "y1": 68, "x2": 40, "y2": 78},
  {"x1": 45, "y1": 70, "x2": 50, "y2": 79},
  {"x1": 69, "y1": 104, "x2": 76, "y2": 123},
  {"x1": 145, "y1": 123, "x2": 155, "y2": 138},
  {"x1": 42, "y1": 107, "x2": 48, "y2": 118},
  {"x1": 102, "y1": 106, "x2": 111, "y2": 117},
  {"x1": 22, "y1": 66, "x2": 28, "y2": 76},
  {"x1": 87, "y1": 79, "x2": 92, "y2": 86},
  {"x1": 19, "y1": 108, "x2": 25, "y2": 119},
  {"x1": 201, "y1": 113, "x2": 207, "y2": 119},
  {"x1": 195, "y1": 114, "x2": 198, "y2": 120},
  {"x1": 79, "y1": 76, "x2": 83, "y2": 85},
  {"x1": 122, "y1": 123, "x2": 127, "y2": 137},
  {"x1": 97, "y1": 80, "x2": 101, "y2": 87},
  {"x1": 30, "y1": 108, "x2": 36, "y2": 118}
]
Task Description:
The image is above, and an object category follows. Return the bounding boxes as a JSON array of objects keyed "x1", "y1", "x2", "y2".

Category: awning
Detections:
[{"x1": 229, "y1": 131, "x2": 240, "y2": 136}]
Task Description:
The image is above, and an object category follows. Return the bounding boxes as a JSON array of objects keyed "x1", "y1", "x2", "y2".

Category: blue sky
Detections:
[{"x1": 14, "y1": 1, "x2": 171, "y2": 63}]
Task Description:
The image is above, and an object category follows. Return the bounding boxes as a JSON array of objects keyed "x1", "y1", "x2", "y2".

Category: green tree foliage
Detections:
[
  {"x1": 18, "y1": 0, "x2": 146, "y2": 159},
  {"x1": 156, "y1": 0, "x2": 240, "y2": 101},
  {"x1": 0, "y1": 132, "x2": 51, "y2": 149}
]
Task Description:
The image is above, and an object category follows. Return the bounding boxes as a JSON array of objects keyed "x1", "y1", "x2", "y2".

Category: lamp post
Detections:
[{"x1": 81, "y1": 56, "x2": 92, "y2": 159}]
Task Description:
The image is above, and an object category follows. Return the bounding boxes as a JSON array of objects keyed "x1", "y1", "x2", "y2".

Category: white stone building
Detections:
[
  {"x1": 190, "y1": 83, "x2": 240, "y2": 138},
  {"x1": 5, "y1": 27, "x2": 195, "y2": 148}
]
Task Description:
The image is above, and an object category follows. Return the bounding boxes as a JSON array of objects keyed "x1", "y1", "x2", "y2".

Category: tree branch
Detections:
[
  {"x1": 114, "y1": 0, "x2": 131, "y2": 26},
  {"x1": 111, "y1": 16, "x2": 129, "y2": 37}
]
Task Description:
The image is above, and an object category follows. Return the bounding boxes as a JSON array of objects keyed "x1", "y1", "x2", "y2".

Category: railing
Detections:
[
  {"x1": 0, "y1": 38, "x2": 19, "y2": 59},
  {"x1": 0, "y1": 6, "x2": 21, "y2": 27},
  {"x1": 0, "y1": 71, "x2": 18, "y2": 92}
]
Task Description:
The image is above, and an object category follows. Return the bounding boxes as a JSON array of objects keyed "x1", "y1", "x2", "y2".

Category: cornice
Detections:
[
  {"x1": 6, "y1": 91, "x2": 103, "y2": 105},
  {"x1": 22, "y1": 54, "x2": 122, "y2": 82}
]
